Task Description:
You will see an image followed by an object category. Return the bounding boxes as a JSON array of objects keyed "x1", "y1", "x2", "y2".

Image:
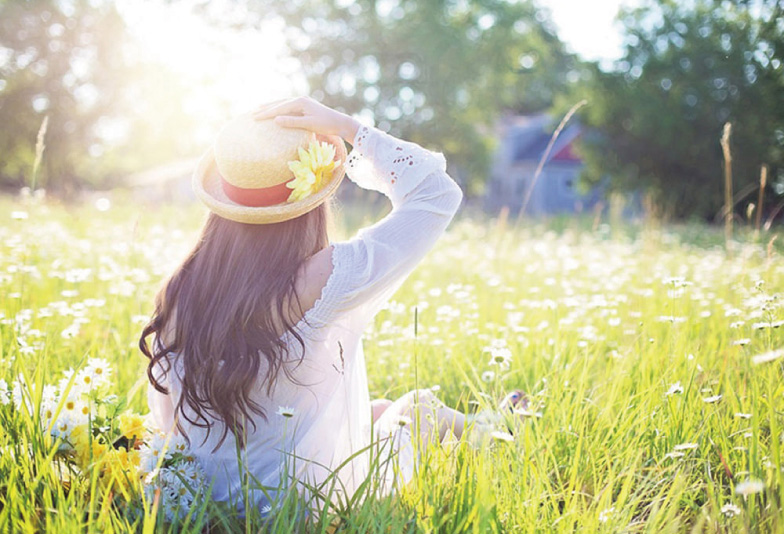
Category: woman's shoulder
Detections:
[
  {"x1": 293, "y1": 245, "x2": 335, "y2": 317},
  {"x1": 288, "y1": 245, "x2": 334, "y2": 323}
]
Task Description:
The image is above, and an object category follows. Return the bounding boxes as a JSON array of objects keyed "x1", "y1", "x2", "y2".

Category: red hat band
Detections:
[{"x1": 219, "y1": 174, "x2": 292, "y2": 207}]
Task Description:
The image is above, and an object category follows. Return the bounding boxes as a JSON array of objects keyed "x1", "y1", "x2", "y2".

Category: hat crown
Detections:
[{"x1": 214, "y1": 114, "x2": 316, "y2": 189}]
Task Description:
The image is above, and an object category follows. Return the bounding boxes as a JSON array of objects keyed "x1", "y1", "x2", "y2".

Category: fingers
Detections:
[
  {"x1": 254, "y1": 96, "x2": 311, "y2": 121},
  {"x1": 272, "y1": 115, "x2": 313, "y2": 130}
]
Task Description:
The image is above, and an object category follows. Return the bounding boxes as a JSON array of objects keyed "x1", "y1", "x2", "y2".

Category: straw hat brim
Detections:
[{"x1": 193, "y1": 133, "x2": 347, "y2": 224}]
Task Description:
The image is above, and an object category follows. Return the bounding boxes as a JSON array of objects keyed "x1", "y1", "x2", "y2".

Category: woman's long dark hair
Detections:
[{"x1": 139, "y1": 203, "x2": 330, "y2": 450}]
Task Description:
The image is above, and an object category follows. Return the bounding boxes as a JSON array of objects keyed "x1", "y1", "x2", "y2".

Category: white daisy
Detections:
[
  {"x1": 487, "y1": 346, "x2": 513, "y2": 369},
  {"x1": 85, "y1": 358, "x2": 112, "y2": 387},
  {"x1": 721, "y1": 503, "x2": 741, "y2": 517},
  {"x1": 11, "y1": 375, "x2": 32, "y2": 412},
  {"x1": 51, "y1": 414, "x2": 78, "y2": 440},
  {"x1": 276, "y1": 406, "x2": 296, "y2": 418},
  {"x1": 673, "y1": 442, "x2": 698, "y2": 451},
  {"x1": 392, "y1": 415, "x2": 412, "y2": 427},
  {"x1": 598, "y1": 506, "x2": 615, "y2": 523},
  {"x1": 0, "y1": 379, "x2": 9, "y2": 405},
  {"x1": 735, "y1": 479, "x2": 765, "y2": 496},
  {"x1": 666, "y1": 382, "x2": 684, "y2": 396},
  {"x1": 490, "y1": 430, "x2": 514, "y2": 442}
]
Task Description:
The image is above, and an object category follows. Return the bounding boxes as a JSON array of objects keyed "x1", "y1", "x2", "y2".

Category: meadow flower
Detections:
[
  {"x1": 170, "y1": 434, "x2": 189, "y2": 455},
  {"x1": 657, "y1": 315, "x2": 686, "y2": 323},
  {"x1": 11, "y1": 375, "x2": 33, "y2": 412},
  {"x1": 119, "y1": 412, "x2": 146, "y2": 441},
  {"x1": 71, "y1": 426, "x2": 109, "y2": 469},
  {"x1": 721, "y1": 503, "x2": 741, "y2": 517},
  {"x1": 734, "y1": 479, "x2": 765, "y2": 496},
  {"x1": 138, "y1": 446, "x2": 161, "y2": 474},
  {"x1": 75, "y1": 368, "x2": 97, "y2": 391},
  {"x1": 664, "y1": 451, "x2": 685, "y2": 460},
  {"x1": 481, "y1": 371, "x2": 495, "y2": 382},
  {"x1": 702, "y1": 395, "x2": 723, "y2": 404},
  {"x1": 97, "y1": 447, "x2": 141, "y2": 498},
  {"x1": 276, "y1": 406, "x2": 296, "y2": 418},
  {"x1": 751, "y1": 347, "x2": 784, "y2": 365},
  {"x1": 143, "y1": 432, "x2": 175, "y2": 463},
  {"x1": 751, "y1": 320, "x2": 784, "y2": 329},
  {"x1": 51, "y1": 415, "x2": 78, "y2": 440},
  {"x1": 732, "y1": 338, "x2": 750, "y2": 346},
  {"x1": 0, "y1": 379, "x2": 9, "y2": 405},
  {"x1": 664, "y1": 277, "x2": 690, "y2": 287},
  {"x1": 673, "y1": 442, "x2": 698, "y2": 451},
  {"x1": 39, "y1": 398, "x2": 58, "y2": 425},
  {"x1": 393, "y1": 415, "x2": 413, "y2": 427},
  {"x1": 61, "y1": 390, "x2": 85, "y2": 414},
  {"x1": 174, "y1": 460, "x2": 203, "y2": 483},
  {"x1": 598, "y1": 506, "x2": 615, "y2": 523},
  {"x1": 490, "y1": 430, "x2": 514, "y2": 442},
  {"x1": 665, "y1": 382, "x2": 684, "y2": 396},
  {"x1": 734, "y1": 413, "x2": 752, "y2": 419},
  {"x1": 60, "y1": 323, "x2": 80, "y2": 339},
  {"x1": 487, "y1": 346, "x2": 513, "y2": 369},
  {"x1": 85, "y1": 358, "x2": 112, "y2": 386},
  {"x1": 41, "y1": 384, "x2": 57, "y2": 405}
]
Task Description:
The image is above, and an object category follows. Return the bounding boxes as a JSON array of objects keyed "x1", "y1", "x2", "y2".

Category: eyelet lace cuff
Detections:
[{"x1": 345, "y1": 125, "x2": 448, "y2": 205}]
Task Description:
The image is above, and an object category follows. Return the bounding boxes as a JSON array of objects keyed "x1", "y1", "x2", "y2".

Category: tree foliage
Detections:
[
  {"x1": 251, "y1": 0, "x2": 578, "y2": 192},
  {"x1": 0, "y1": 0, "x2": 129, "y2": 191},
  {"x1": 0, "y1": 0, "x2": 203, "y2": 193},
  {"x1": 574, "y1": 0, "x2": 784, "y2": 220}
]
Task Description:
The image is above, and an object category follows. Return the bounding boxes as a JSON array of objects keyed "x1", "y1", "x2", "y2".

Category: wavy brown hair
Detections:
[{"x1": 139, "y1": 204, "x2": 330, "y2": 450}]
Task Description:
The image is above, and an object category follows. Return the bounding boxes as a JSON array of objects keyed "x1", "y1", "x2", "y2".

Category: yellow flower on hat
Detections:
[{"x1": 286, "y1": 140, "x2": 340, "y2": 203}]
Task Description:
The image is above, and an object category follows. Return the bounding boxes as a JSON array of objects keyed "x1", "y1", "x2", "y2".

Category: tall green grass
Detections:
[{"x1": 0, "y1": 196, "x2": 782, "y2": 532}]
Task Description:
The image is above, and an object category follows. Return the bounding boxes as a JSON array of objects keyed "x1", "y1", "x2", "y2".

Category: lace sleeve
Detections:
[
  {"x1": 303, "y1": 125, "x2": 463, "y2": 330},
  {"x1": 344, "y1": 124, "x2": 450, "y2": 206}
]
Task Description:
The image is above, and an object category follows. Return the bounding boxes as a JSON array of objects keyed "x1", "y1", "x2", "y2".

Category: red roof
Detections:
[{"x1": 551, "y1": 141, "x2": 581, "y2": 162}]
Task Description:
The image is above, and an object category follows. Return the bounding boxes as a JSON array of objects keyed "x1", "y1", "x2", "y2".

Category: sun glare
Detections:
[{"x1": 116, "y1": 1, "x2": 305, "y2": 143}]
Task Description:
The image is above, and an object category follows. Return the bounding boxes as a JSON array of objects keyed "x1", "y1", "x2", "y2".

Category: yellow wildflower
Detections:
[
  {"x1": 286, "y1": 140, "x2": 339, "y2": 203},
  {"x1": 119, "y1": 412, "x2": 146, "y2": 441},
  {"x1": 71, "y1": 425, "x2": 109, "y2": 470},
  {"x1": 97, "y1": 446, "x2": 141, "y2": 500}
]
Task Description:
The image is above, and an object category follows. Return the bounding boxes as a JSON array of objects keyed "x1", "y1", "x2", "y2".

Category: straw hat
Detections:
[{"x1": 193, "y1": 113, "x2": 347, "y2": 224}]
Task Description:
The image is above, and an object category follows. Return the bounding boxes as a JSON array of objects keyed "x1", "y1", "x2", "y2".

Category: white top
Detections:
[{"x1": 147, "y1": 124, "x2": 463, "y2": 514}]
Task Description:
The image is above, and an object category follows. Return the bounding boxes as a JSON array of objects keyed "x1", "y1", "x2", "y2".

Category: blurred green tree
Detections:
[
  {"x1": 572, "y1": 0, "x2": 784, "y2": 220},
  {"x1": 249, "y1": 0, "x2": 579, "y2": 193},
  {"x1": 0, "y1": 0, "x2": 128, "y2": 192},
  {"x1": 0, "y1": 0, "x2": 201, "y2": 193}
]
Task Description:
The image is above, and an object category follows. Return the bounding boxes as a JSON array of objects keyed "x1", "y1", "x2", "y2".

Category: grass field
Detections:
[{"x1": 1, "y1": 195, "x2": 783, "y2": 533}]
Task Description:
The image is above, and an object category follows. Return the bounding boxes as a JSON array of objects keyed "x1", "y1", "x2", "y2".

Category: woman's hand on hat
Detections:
[{"x1": 253, "y1": 96, "x2": 360, "y2": 144}]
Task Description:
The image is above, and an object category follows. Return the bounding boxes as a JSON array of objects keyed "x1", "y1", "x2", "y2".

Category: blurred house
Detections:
[{"x1": 485, "y1": 113, "x2": 603, "y2": 216}]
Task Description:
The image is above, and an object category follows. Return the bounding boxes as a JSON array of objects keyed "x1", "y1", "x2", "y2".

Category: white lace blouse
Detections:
[{"x1": 147, "y1": 124, "x2": 463, "y2": 514}]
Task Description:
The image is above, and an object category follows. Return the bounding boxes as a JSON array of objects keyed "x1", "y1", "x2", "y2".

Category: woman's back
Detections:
[{"x1": 146, "y1": 115, "x2": 463, "y2": 514}]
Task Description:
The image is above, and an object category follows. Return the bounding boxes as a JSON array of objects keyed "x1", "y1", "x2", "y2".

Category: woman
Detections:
[{"x1": 140, "y1": 97, "x2": 523, "y2": 517}]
